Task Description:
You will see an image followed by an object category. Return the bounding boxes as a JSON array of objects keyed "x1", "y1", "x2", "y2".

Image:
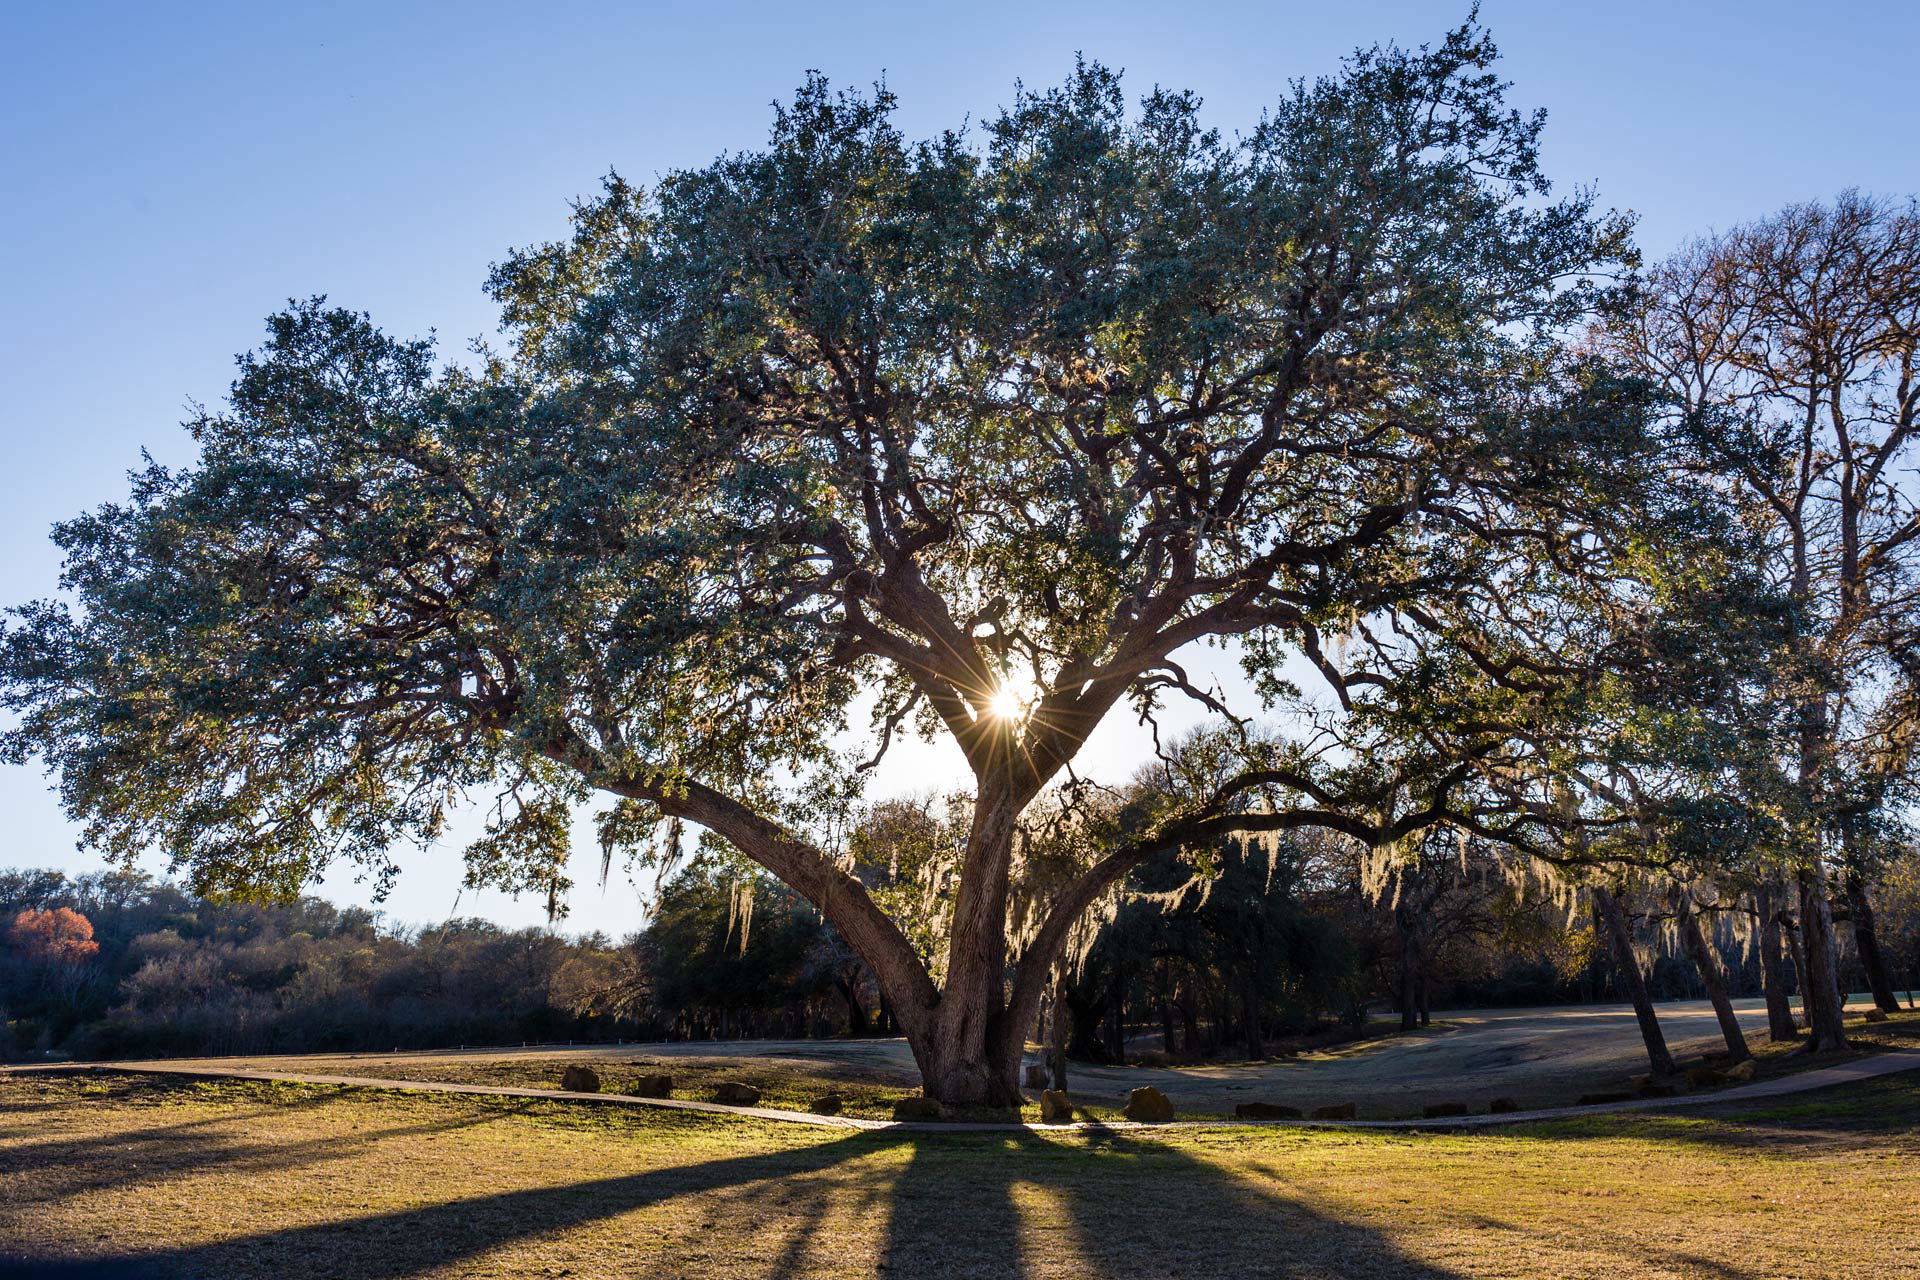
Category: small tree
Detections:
[
  {"x1": 2, "y1": 23, "x2": 1648, "y2": 1103},
  {"x1": 7, "y1": 907, "x2": 100, "y2": 966}
]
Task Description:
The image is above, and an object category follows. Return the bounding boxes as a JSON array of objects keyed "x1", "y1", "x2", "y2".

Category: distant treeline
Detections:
[{"x1": 9, "y1": 834, "x2": 1916, "y2": 1064}]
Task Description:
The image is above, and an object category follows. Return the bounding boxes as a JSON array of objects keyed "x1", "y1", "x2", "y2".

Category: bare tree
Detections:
[{"x1": 1603, "y1": 192, "x2": 1920, "y2": 1043}]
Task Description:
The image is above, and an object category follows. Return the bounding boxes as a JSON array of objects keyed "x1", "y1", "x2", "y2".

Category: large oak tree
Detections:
[{"x1": 3, "y1": 23, "x2": 1653, "y2": 1104}]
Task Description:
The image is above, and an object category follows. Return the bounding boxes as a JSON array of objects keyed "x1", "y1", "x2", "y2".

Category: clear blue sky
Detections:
[{"x1": 3, "y1": 0, "x2": 1914, "y2": 937}]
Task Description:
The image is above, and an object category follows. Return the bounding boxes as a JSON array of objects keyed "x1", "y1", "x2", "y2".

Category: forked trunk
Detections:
[
  {"x1": 1796, "y1": 864, "x2": 1851, "y2": 1053},
  {"x1": 913, "y1": 789, "x2": 1029, "y2": 1108},
  {"x1": 1753, "y1": 883, "x2": 1800, "y2": 1042},
  {"x1": 1593, "y1": 886, "x2": 1676, "y2": 1079},
  {"x1": 836, "y1": 977, "x2": 870, "y2": 1035},
  {"x1": 1675, "y1": 891, "x2": 1750, "y2": 1063}
]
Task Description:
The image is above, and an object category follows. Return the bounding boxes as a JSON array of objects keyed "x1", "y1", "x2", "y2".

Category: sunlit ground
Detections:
[{"x1": 2, "y1": 1070, "x2": 1915, "y2": 1279}]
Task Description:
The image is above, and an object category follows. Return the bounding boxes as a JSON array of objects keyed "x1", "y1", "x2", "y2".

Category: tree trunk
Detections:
[
  {"x1": 1593, "y1": 886, "x2": 1677, "y2": 1079},
  {"x1": 1242, "y1": 975, "x2": 1265, "y2": 1060},
  {"x1": 1784, "y1": 911, "x2": 1811, "y2": 1023},
  {"x1": 1753, "y1": 883, "x2": 1800, "y2": 1042},
  {"x1": 1675, "y1": 891, "x2": 1750, "y2": 1063},
  {"x1": 1844, "y1": 873, "x2": 1902, "y2": 1014},
  {"x1": 1045, "y1": 967, "x2": 1070, "y2": 1091},
  {"x1": 1395, "y1": 902, "x2": 1421, "y2": 1032},
  {"x1": 835, "y1": 976, "x2": 870, "y2": 1036},
  {"x1": 1104, "y1": 967, "x2": 1127, "y2": 1064},
  {"x1": 1156, "y1": 956, "x2": 1175, "y2": 1054},
  {"x1": 1796, "y1": 864, "x2": 1851, "y2": 1053},
  {"x1": 917, "y1": 789, "x2": 1024, "y2": 1107}
]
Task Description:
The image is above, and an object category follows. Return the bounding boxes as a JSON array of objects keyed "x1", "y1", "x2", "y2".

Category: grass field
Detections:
[{"x1": 3, "y1": 1067, "x2": 1916, "y2": 1279}]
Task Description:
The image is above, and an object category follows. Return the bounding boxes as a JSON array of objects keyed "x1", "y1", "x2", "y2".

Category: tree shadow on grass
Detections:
[
  {"x1": 2, "y1": 1099, "x2": 1474, "y2": 1279},
  {"x1": 15, "y1": 1069, "x2": 1901, "y2": 1279},
  {"x1": 880, "y1": 1129, "x2": 1473, "y2": 1279}
]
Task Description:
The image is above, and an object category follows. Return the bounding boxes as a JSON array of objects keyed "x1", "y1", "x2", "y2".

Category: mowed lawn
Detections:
[{"x1": 2, "y1": 1072, "x2": 1917, "y2": 1279}]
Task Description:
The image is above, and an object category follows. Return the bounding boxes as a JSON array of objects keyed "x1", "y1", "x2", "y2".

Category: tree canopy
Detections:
[{"x1": 3, "y1": 20, "x2": 1725, "y2": 1102}]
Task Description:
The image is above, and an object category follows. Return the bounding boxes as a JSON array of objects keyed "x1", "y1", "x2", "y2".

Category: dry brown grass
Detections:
[{"x1": 2, "y1": 1068, "x2": 1915, "y2": 1279}]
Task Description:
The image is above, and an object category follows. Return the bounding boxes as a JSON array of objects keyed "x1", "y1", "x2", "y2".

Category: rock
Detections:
[
  {"x1": 1576, "y1": 1091, "x2": 1635, "y2": 1106},
  {"x1": 1131, "y1": 1051, "x2": 1171, "y2": 1069},
  {"x1": 1637, "y1": 1081, "x2": 1684, "y2": 1098},
  {"x1": 1724, "y1": 1058, "x2": 1757, "y2": 1081},
  {"x1": 1684, "y1": 1065, "x2": 1726, "y2": 1088},
  {"x1": 1234, "y1": 1102, "x2": 1302, "y2": 1120},
  {"x1": 1422, "y1": 1102, "x2": 1471, "y2": 1118},
  {"x1": 1309, "y1": 1102, "x2": 1357, "y2": 1121},
  {"x1": 1122, "y1": 1086, "x2": 1175, "y2": 1122},
  {"x1": 1039, "y1": 1089, "x2": 1073, "y2": 1123},
  {"x1": 1023, "y1": 1063, "x2": 1050, "y2": 1089},
  {"x1": 560, "y1": 1065, "x2": 601, "y2": 1093},
  {"x1": 892, "y1": 1096, "x2": 943, "y2": 1122},
  {"x1": 1864, "y1": 1008, "x2": 1891, "y2": 1023},
  {"x1": 808, "y1": 1093, "x2": 843, "y2": 1116},
  {"x1": 625, "y1": 1073, "x2": 673, "y2": 1098},
  {"x1": 711, "y1": 1081, "x2": 761, "y2": 1106},
  {"x1": 1488, "y1": 1098, "x2": 1521, "y2": 1114}
]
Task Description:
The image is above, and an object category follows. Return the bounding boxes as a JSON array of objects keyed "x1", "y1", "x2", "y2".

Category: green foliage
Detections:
[
  {"x1": 643, "y1": 851, "x2": 827, "y2": 1022},
  {"x1": 0, "y1": 20, "x2": 1647, "y2": 916}
]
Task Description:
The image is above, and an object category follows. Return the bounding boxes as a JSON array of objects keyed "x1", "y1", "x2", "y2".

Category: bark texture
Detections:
[
  {"x1": 1593, "y1": 886, "x2": 1677, "y2": 1079},
  {"x1": 1844, "y1": 874, "x2": 1903, "y2": 1014},
  {"x1": 1675, "y1": 891, "x2": 1750, "y2": 1063},
  {"x1": 1796, "y1": 864, "x2": 1851, "y2": 1053},
  {"x1": 1753, "y1": 883, "x2": 1801, "y2": 1042}
]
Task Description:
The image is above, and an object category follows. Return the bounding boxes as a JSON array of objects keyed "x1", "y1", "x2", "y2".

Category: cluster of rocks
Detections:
[
  {"x1": 551, "y1": 1066, "x2": 847, "y2": 1115},
  {"x1": 1579, "y1": 1055, "x2": 1761, "y2": 1106}
]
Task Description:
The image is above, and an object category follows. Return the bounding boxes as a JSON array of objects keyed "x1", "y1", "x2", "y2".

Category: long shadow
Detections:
[
  {"x1": 4, "y1": 1074, "x2": 1470, "y2": 1280},
  {"x1": 14, "y1": 1080, "x2": 1827, "y2": 1279},
  {"x1": 965, "y1": 1130, "x2": 1469, "y2": 1278},
  {"x1": 7, "y1": 1102, "x2": 521, "y2": 1212},
  {"x1": 9, "y1": 1130, "x2": 892, "y2": 1280}
]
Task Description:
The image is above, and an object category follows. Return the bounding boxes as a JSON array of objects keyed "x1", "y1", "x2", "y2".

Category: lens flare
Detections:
[{"x1": 987, "y1": 684, "x2": 1026, "y2": 721}]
